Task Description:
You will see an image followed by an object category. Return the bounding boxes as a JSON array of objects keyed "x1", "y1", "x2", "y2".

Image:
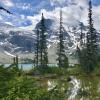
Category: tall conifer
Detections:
[
  {"x1": 39, "y1": 13, "x2": 48, "y2": 68},
  {"x1": 57, "y1": 10, "x2": 69, "y2": 68},
  {"x1": 78, "y1": 0, "x2": 98, "y2": 73},
  {"x1": 34, "y1": 29, "x2": 40, "y2": 67},
  {"x1": 85, "y1": 0, "x2": 98, "y2": 73}
]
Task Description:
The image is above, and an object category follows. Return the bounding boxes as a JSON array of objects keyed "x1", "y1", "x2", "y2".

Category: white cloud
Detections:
[
  {"x1": 21, "y1": 15, "x2": 25, "y2": 19},
  {"x1": 1, "y1": 0, "x2": 100, "y2": 31},
  {"x1": 50, "y1": 0, "x2": 89, "y2": 7},
  {"x1": 25, "y1": 0, "x2": 100, "y2": 31},
  {"x1": 27, "y1": 14, "x2": 42, "y2": 30},
  {"x1": 0, "y1": 0, "x2": 14, "y2": 7},
  {"x1": 26, "y1": 0, "x2": 89, "y2": 30},
  {"x1": 5, "y1": 22, "x2": 13, "y2": 25},
  {"x1": 93, "y1": 6, "x2": 100, "y2": 30},
  {"x1": 50, "y1": 0, "x2": 66, "y2": 6},
  {"x1": 0, "y1": 16, "x2": 3, "y2": 20},
  {"x1": 15, "y1": 3, "x2": 32, "y2": 10}
]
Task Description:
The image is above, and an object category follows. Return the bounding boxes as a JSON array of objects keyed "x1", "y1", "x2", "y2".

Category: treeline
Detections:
[
  {"x1": 33, "y1": 0, "x2": 99, "y2": 74},
  {"x1": 77, "y1": 1, "x2": 99, "y2": 74},
  {"x1": 4, "y1": 1, "x2": 99, "y2": 75},
  {"x1": 34, "y1": 11, "x2": 69, "y2": 68}
]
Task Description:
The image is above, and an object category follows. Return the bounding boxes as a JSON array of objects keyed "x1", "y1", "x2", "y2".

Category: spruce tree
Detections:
[
  {"x1": 78, "y1": 0, "x2": 98, "y2": 73},
  {"x1": 16, "y1": 55, "x2": 19, "y2": 68},
  {"x1": 57, "y1": 10, "x2": 69, "y2": 68},
  {"x1": 39, "y1": 13, "x2": 48, "y2": 68},
  {"x1": 80, "y1": 23, "x2": 84, "y2": 47},
  {"x1": 34, "y1": 28, "x2": 40, "y2": 67},
  {"x1": 85, "y1": 0, "x2": 98, "y2": 73},
  {"x1": 77, "y1": 23, "x2": 85, "y2": 67}
]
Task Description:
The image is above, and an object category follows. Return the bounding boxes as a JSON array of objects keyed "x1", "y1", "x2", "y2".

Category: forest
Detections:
[{"x1": 0, "y1": 0, "x2": 100, "y2": 100}]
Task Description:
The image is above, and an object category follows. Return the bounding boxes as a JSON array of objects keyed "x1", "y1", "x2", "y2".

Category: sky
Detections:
[
  {"x1": 93, "y1": 0, "x2": 100, "y2": 5},
  {"x1": 0, "y1": 0, "x2": 100, "y2": 30}
]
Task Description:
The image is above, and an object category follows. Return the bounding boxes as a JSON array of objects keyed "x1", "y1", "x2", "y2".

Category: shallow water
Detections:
[
  {"x1": 38, "y1": 76, "x2": 100, "y2": 100},
  {"x1": 68, "y1": 76, "x2": 80, "y2": 100},
  {"x1": 4, "y1": 64, "x2": 33, "y2": 70}
]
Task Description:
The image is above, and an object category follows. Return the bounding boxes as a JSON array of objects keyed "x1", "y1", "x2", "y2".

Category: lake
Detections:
[{"x1": 3, "y1": 63, "x2": 58, "y2": 70}]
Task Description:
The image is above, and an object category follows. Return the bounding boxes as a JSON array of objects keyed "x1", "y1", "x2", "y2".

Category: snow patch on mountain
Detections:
[{"x1": 4, "y1": 51, "x2": 15, "y2": 57}]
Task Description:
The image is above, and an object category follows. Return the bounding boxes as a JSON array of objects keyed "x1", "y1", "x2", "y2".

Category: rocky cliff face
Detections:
[{"x1": 0, "y1": 18, "x2": 99, "y2": 63}]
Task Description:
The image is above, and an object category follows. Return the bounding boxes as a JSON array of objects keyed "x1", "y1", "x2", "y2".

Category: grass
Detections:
[
  {"x1": 0, "y1": 63, "x2": 100, "y2": 99},
  {"x1": 0, "y1": 65, "x2": 70, "y2": 100}
]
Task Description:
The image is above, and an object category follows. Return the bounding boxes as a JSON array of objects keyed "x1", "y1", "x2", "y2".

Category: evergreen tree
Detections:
[
  {"x1": 80, "y1": 23, "x2": 84, "y2": 47},
  {"x1": 39, "y1": 13, "x2": 48, "y2": 68},
  {"x1": 57, "y1": 10, "x2": 69, "y2": 68},
  {"x1": 34, "y1": 29, "x2": 40, "y2": 67},
  {"x1": 85, "y1": 0, "x2": 98, "y2": 73},
  {"x1": 78, "y1": 0, "x2": 98, "y2": 73},
  {"x1": 16, "y1": 55, "x2": 19, "y2": 68},
  {"x1": 77, "y1": 23, "x2": 86, "y2": 67},
  {"x1": 12, "y1": 55, "x2": 19, "y2": 68}
]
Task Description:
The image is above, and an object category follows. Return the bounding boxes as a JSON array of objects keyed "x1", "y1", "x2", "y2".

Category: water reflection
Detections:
[
  {"x1": 41, "y1": 76, "x2": 100, "y2": 100},
  {"x1": 67, "y1": 76, "x2": 80, "y2": 100},
  {"x1": 47, "y1": 80, "x2": 57, "y2": 91}
]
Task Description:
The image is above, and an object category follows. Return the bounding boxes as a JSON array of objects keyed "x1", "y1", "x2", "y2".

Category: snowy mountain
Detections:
[
  {"x1": 0, "y1": 18, "x2": 100, "y2": 52},
  {"x1": 0, "y1": 18, "x2": 99, "y2": 63}
]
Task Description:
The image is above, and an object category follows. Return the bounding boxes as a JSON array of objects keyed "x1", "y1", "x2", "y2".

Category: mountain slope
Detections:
[{"x1": 0, "y1": 18, "x2": 99, "y2": 63}]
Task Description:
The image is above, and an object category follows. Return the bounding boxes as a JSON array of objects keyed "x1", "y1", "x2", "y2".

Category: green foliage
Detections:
[
  {"x1": 77, "y1": 1, "x2": 98, "y2": 74},
  {"x1": 34, "y1": 29, "x2": 40, "y2": 67},
  {"x1": 92, "y1": 62, "x2": 100, "y2": 75},
  {"x1": 0, "y1": 65, "x2": 20, "y2": 98},
  {"x1": 33, "y1": 67, "x2": 68, "y2": 75},
  {"x1": 0, "y1": 66, "x2": 48, "y2": 99},
  {"x1": 1, "y1": 64, "x2": 100, "y2": 99},
  {"x1": 0, "y1": 65, "x2": 69, "y2": 100},
  {"x1": 39, "y1": 13, "x2": 48, "y2": 68},
  {"x1": 34, "y1": 13, "x2": 48, "y2": 68},
  {"x1": 85, "y1": 1, "x2": 98, "y2": 73},
  {"x1": 67, "y1": 65, "x2": 82, "y2": 75},
  {"x1": 57, "y1": 10, "x2": 69, "y2": 68},
  {"x1": 63, "y1": 56, "x2": 69, "y2": 68},
  {"x1": 2, "y1": 76, "x2": 47, "y2": 100}
]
